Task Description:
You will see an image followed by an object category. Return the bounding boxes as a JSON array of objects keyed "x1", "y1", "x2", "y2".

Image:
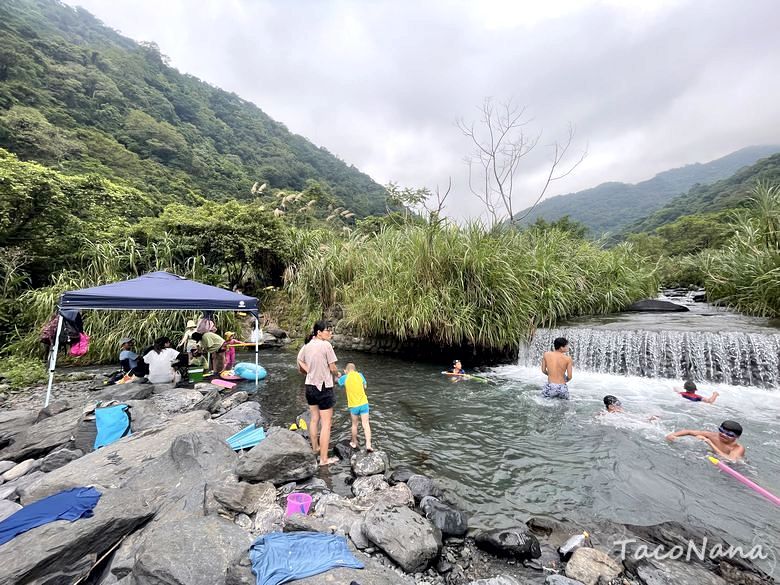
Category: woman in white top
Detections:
[{"x1": 143, "y1": 337, "x2": 182, "y2": 384}]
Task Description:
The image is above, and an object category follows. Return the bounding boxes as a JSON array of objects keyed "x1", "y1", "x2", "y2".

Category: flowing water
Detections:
[{"x1": 235, "y1": 342, "x2": 780, "y2": 573}]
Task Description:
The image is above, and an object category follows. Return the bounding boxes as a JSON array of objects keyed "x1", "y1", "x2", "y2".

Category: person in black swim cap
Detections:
[
  {"x1": 666, "y1": 420, "x2": 745, "y2": 461},
  {"x1": 676, "y1": 379, "x2": 719, "y2": 404},
  {"x1": 603, "y1": 395, "x2": 623, "y2": 413}
]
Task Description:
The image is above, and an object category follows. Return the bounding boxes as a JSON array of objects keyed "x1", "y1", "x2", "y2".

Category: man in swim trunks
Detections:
[
  {"x1": 541, "y1": 337, "x2": 573, "y2": 399},
  {"x1": 677, "y1": 379, "x2": 719, "y2": 403},
  {"x1": 666, "y1": 420, "x2": 745, "y2": 461}
]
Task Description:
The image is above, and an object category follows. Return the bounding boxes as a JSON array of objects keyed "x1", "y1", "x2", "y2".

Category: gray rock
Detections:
[
  {"x1": 355, "y1": 482, "x2": 414, "y2": 510},
  {"x1": 312, "y1": 496, "x2": 365, "y2": 535},
  {"x1": 194, "y1": 382, "x2": 213, "y2": 393},
  {"x1": 0, "y1": 485, "x2": 17, "y2": 500},
  {"x1": 389, "y1": 467, "x2": 416, "y2": 485},
  {"x1": 632, "y1": 558, "x2": 729, "y2": 585},
  {"x1": 363, "y1": 501, "x2": 442, "y2": 573},
  {"x1": 123, "y1": 399, "x2": 165, "y2": 431},
  {"x1": 134, "y1": 515, "x2": 253, "y2": 585},
  {"x1": 217, "y1": 401, "x2": 267, "y2": 429},
  {"x1": 0, "y1": 409, "x2": 80, "y2": 462},
  {"x1": 284, "y1": 512, "x2": 332, "y2": 533},
  {"x1": 564, "y1": 548, "x2": 622, "y2": 585},
  {"x1": 0, "y1": 499, "x2": 21, "y2": 522},
  {"x1": 350, "y1": 520, "x2": 370, "y2": 549},
  {"x1": 221, "y1": 391, "x2": 249, "y2": 411},
  {"x1": 0, "y1": 488, "x2": 154, "y2": 585},
  {"x1": 235, "y1": 428, "x2": 317, "y2": 485},
  {"x1": 95, "y1": 382, "x2": 154, "y2": 402},
  {"x1": 419, "y1": 496, "x2": 468, "y2": 536},
  {"x1": 334, "y1": 439, "x2": 355, "y2": 461},
  {"x1": 214, "y1": 479, "x2": 276, "y2": 514},
  {"x1": 468, "y1": 578, "x2": 523, "y2": 585},
  {"x1": 626, "y1": 299, "x2": 689, "y2": 312},
  {"x1": 350, "y1": 450, "x2": 386, "y2": 476},
  {"x1": 352, "y1": 474, "x2": 389, "y2": 497},
  {"x1": 2, "y1": 458, "x2": 40, "y2": 482},
  {"x1": 525, "y1": 543, "x2": 562, "y2": 572},
  {"x1": 34, "y1": 400, "x2": 71, "y2": 422},
  {"x1": 281, "y1": 553, "x2": 415, "y2": 585},
  {"x1": 192, "y1": 389, "x2": 223, "y2": 413},
  {"x1": 545, "y1": 576, "x2": 585, "y2": 585},
  {"x1": 151, "y1": 388, "x2": 204, "y2": 414},
  {"x1": 40, "y1": 448, "x2": 84, "y2": 473},
  {"x1": 474, "y1": 528, "x2": 541, "y2": 561},
  {"x1": 406, "y1": 474, "x2": 441, "y2": 501},
  {"x1": 0, "y1": 461, "x2": 15, "y2": 475},
  {"x1": 235, "y1": 512, "x2": 253, "y2": 529},
  {"x1": 225, "y1": 554, "x2": 256, "y2": 585},
  {"x1": 253, "y1": 504, "x2": 285, "y2": 534}
]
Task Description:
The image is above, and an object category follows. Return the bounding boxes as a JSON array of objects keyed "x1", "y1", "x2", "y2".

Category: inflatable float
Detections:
[{"x1": 233, "y1": 362, "x2": 267, "y2": 381}]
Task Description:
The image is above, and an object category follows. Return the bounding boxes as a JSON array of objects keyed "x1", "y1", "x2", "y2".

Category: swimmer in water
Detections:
[
  {"x1": 603, "y1": 395, "x2": 623, "y2": 413},
  {"x1": 677, "y1": 379, "x2": 719, "y2": 404},
  {"x1": 449, "y1": 359, "x2": 465, "y2": 375},
  {"x1": 666, "y1": 420, "x2": 745, "y2": 461}
]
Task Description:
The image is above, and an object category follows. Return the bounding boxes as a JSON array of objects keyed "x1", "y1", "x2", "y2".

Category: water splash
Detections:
[{"x1": 521, "y1": 328, "x2": 780, "y2": 388}]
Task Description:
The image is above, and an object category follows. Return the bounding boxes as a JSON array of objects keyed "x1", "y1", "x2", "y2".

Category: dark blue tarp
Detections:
[{"x1": 59, "y1": 272, "x2": 258, "y2": 313}]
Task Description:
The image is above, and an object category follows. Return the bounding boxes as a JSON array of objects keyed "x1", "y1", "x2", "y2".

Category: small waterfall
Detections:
[{"x1": 521, "y1": 328, "x2": 780, "y2": 388}]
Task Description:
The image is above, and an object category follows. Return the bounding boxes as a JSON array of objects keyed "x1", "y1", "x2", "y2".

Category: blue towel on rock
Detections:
[
  {"x1": 250, "y1": 532, "x2": 363, "y2": 585},
  {"x1": 0, "y1": 487, "x2": 101, "y2": 545},
  {"x1": 94, "y1": 404, "x2": 131, "y2": 449}
]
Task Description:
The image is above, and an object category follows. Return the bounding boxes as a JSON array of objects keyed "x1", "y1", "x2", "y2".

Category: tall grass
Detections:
[
  {"x1": 701, "y1": 183, "x2": 780, "y2": 317},
  {"x1": 286, "y1": 223, "x2": 657, "y2": 352}
]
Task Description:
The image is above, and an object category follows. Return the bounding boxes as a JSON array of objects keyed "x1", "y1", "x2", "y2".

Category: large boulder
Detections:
[
  {"x1": 564, "y1": 548, "x2": 622, "y2": 585},
  {"x1": 406, "y1": 474, "x2": 441, "y2": 501},
  {"x1": 133, "y1": 515, "x2": 253, "y2": 585},
  {"x1": 236, "y1": 428, "x2": 317, "y2": 485},
  {"x1": 217, "y1": 401, "x2": 267, "y2": 429},
  {"x1": 0, "y1": 409, "x2": 80, "y2": 462},
  {"x1": 0, "y1": 488, "x2": 154, "y2": 585},
  {"x1": 151, "y1": 388, "x2": 204, "y2": 415},
  {"x1": 191, "y1": 389, "x2": 223, "y2": 413},
  {"x1": 628, "y1": 557, "x2": 729, "y2": 585},
  {"x1": 213, "y1": 479, "x2": 276, "y2": 515},
  {"x1": 626, "y1": 299, "x2": 689, "y2": 312},
  {"x1": 350, "y1": 450, "x2": 386, "y2": 476},
  {"x1": 39, "y1": 448, "x2": 83, "y2": 473},
  {"x1": 94, "y1": 381, "x2": 154, "y2": 402},
  {"x1": 419, "y1": 496, "x2": 468, "y2": 536},
  {"x1": 545, "y1": 576, "x2": 585, "y2": 585},
  {"x1": 363, "y1": 501, "x2": 442, "y2": 573},
  {"x1": 388, "y1": 467, "x2": 416, "y2": 485},
  {"x1": 312, "y1": 495, "x2": 365, "y2": 535},
  {"x1": 352, "y1": 474, "x2": 389, "y2": 498},
  {"x1": 354, "y1": 482, "x2": 414, "y2": 510},
  {"x1": 474, "y1": 528, "x2": 541, "y2": 561},
  {"x1": 34, "y1": 400, "x2": 71, "y2": 422}
]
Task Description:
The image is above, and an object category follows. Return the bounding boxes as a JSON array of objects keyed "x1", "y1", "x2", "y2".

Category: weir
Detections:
[{"x1": 521, "y1": 327, "x2": 780, "y2": 388}]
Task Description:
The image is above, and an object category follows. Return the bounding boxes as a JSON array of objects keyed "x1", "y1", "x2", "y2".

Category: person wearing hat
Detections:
[
  {"x1": 118, "y1": 337, "x2": 139, "y2": 374},
  {"x1": 666, "y1": 420, "x2": 745, "y2": 461},
  {"x1": 677, "y1": 379, "x2": 719, "y2": 403},
  {"x1": 178, "y1": 319, "x2": 198, "y2": 352}
]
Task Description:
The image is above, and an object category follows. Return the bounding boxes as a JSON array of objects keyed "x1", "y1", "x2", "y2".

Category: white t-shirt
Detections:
[{"x1": 143, "y1": 348, "x2": 180, "y2": 384}]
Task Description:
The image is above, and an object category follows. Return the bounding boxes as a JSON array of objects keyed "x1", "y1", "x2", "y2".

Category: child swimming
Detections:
[
  {"x1": 677, "y1": 379, "x2": 719, "y2": 403},
  {"x1": 666, "y1": 420, "x2": 745, "y2": 461}
]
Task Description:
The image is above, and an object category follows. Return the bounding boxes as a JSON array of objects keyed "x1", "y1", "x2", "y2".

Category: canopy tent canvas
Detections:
[{"x1": 46, "y1": 271, "x2": 262, "y2": 405}]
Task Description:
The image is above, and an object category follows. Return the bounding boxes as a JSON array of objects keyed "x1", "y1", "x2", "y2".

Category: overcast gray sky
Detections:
[{"x1": 65, "y1": 0, "x2": 780, "y2": 219}]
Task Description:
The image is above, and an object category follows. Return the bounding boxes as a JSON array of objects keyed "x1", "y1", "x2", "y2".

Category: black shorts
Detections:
[{"x1": 305, "y1": 384, "x2": 335, "y2": 410}]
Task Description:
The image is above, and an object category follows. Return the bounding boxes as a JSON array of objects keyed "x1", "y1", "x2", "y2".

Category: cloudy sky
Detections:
[{"x1": 65, "y1": 0, "x2": 780, "y2": 219}]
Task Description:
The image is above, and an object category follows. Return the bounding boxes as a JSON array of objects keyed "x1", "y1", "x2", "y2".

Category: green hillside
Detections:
[
  {"x1": 0, "y1": 0, "x2": 386, "y2": 215},
  {"x1": 624, "y1": 152, "x2": 780, "y2": 234},
  {"x1": 514, "y1": 145, "x2": 779, "y2": 236}
]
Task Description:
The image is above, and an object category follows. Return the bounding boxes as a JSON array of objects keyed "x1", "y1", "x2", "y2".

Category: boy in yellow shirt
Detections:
[{"x1": 337, "y1": 362, "x2": 372, "y2": 452}]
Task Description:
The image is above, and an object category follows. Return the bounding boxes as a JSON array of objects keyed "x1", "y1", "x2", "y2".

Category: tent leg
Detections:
[
  {"x1": 44, "y1": 314, "x2": 64, "y2": 407},
  {"x1": 254, "y1": 316, "x2": 260, "y2": 388}
]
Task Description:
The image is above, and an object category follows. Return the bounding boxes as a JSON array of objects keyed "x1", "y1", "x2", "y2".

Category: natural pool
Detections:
[{"x1": 234, "y1": 345, "x2": 780, "y2": 572}]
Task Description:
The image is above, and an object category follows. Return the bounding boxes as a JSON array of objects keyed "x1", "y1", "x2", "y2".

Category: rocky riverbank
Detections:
[{"x1": 0, "y1": 377, "x2": 775, "y2": 585}]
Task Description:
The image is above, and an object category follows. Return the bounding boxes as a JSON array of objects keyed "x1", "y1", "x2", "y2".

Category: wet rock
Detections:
[
  {"x1": 2, "y1": 458, "x2": 40, "y2": 482},
  {"x1": 334, "y1": 439, "x2": 355, "y2": 461},
  {"x1": 352, "y1": 474, "x2": 389, "y2": 497},
  {"x1": 564, "y1": 548, "x2": 622, "y2": 585},
  {"x1": 254, "y1": 504, "x2": 285, "y2": 534},
  {"x1": 363, "y1": 501, "x2": 442, "y2": 573},
  {"x1": 34, "y1": 399, "x2": 71, "y2": 422},
  {"x1": 0, "y1": 499, "x2": 21, "y2": 522},
  {"x1": 217, "y1": 401, "x2": 267, "y2": 429},
  {"x1": 545, "y1": 576, "x2": 585, "y2": 585},
  {"x1": 355, "y1": 482, "x2": 414, "y2": 510},
  {"x1": 191, "y1": 389, "x2": 223, "y2": 413},
  {"x1": 214, "y1": 479, "x2": 276, "y2": 514},
  {"x1": 236, "y1": 428, "x2": 317, "y2": 485},
  {"x1": 419, "y1": 496, "x2": 468, "y2": 536},
  {"x1": 407, "y1": 474, "x2": 441, "y2": 501},
  {"x1": 0, "y1": 409, "x2": 80, "y2": 462},
  {"x1": 39, "y1": 448, "x2": 84, "y2": 473},
  {"x1": 625, "y1": 299, "x2": 689, "y2": 312},
  {"x1": 389, "y1": 467, "x2": 416, "y2": 485},
  {"x1": 525, "y1": 543, "x2": 562, "y2": 572},
  {"x1": 0, "y1": 488, "x2": 154, "y2": 585},
  {"x1": 467, "y1": 578, "x2": 522, "y2": 585},
  {"x1": 474, "y1": 528, "x2": 541, "y2": 561},
  {"x1": 0, "y1": 461, "x2": 15, "y2": 475},
  {"x1": 134, "y1": 515, "x2": 253, "y2": 585},
  {"x1": 351, "y1": 449, "x2": 386, "y2": 476}
]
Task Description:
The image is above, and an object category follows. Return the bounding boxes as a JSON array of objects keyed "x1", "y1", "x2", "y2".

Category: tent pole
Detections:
[
  {"x1": 254, "y1": 315, "x2": 260, "y2": 388},
  {"x1": 44, "y1": 314, "x2": 64, "y2": 407}
]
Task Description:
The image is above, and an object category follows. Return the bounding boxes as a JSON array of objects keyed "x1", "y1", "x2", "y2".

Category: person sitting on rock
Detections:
[
  {"x1": 188, "y1": 347, "x2": 208, "y2": 369},
  {"x1": 677, "y1": 379, "x2": 719, "y2": 403},
  {"x1": 337, "y1": 362, "x2": 372, "y2": 452},
  {"x1": 666, "y1": 420, "x2": 745, "y2": 461}
]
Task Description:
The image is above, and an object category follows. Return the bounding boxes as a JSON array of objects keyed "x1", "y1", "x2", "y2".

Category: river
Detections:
[{"x1": 231, "y1": 301, "x2": 779, "y2": 571}]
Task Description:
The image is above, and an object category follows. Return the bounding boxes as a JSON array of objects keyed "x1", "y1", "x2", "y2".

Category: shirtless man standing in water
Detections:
[{"x1": 541, "y1": 337, "x2": 573, "y2": 399}]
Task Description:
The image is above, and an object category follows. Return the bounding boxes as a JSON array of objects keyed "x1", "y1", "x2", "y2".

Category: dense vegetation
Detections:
[
  {"x1": 0, "y1": 0, "x2": 386, "y2": 215},
  {"x1": 515, "y1": 145, "x2": 779, "y2": 236}
]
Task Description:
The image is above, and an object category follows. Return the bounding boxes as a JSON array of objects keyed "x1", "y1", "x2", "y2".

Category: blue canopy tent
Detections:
[{"x1": 45, "y1": 271, "x2": 262, "y2": 405}]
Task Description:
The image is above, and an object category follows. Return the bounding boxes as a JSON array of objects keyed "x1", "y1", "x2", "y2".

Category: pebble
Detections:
[{"x1": 2, "y1": 459, "x2": 40, "y2": 482}]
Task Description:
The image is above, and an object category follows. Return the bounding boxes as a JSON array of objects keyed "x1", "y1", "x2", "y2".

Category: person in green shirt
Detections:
[{"x1": 191, "y1": 331, "x2": 226, "y2": 372}]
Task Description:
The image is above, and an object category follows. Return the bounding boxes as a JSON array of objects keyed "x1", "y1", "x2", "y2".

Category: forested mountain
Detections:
[
  {"x1": 514, "y1": 145, "x2": 779, "y2": 236},
  {"x1": 624, "y1": 152, "x2": 780, "y2": 234},
  {"x1": 0, "y1": 0, "x2": 386, "y2": 215}
]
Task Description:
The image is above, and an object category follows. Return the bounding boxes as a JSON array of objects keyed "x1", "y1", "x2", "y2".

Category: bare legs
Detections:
[
  {"x1": 309, "y1": 405, "x2": 337, "y2": 466},
  {"x1": 350, "y1": 413, "x2": 373, "y2": 451},
  {"x1": 308, "y1": 405, "x2": 320, "y2": 454}
]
